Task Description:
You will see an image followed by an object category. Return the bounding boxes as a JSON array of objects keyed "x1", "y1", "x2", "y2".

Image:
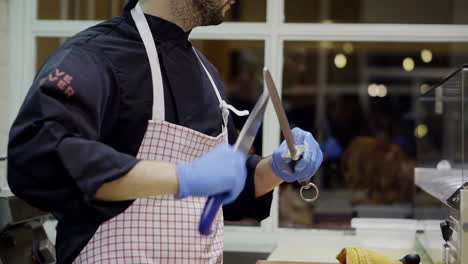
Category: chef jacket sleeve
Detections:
[
  {"x1": 7, "y1": 46, "x2": 139, "y2": 211},
  {"x1": 222, "y1": 114, "x2": 273, "y2": 222}
]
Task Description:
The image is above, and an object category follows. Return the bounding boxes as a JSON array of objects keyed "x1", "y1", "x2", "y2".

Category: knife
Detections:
[
  {"x1": 263, "y1": 68, "x2": 305, "y2": 163},
  {"x1": 263, "y1": 68, "x2": 319, "y2": 202},
  {"x1": 199, "y1": 89, "x2": 270, "y2": 235}
]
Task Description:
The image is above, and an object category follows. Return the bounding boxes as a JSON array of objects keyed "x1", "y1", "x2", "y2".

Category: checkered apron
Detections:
[
  {"x1": 73, "y1": 3, "x2": 244, "y2": 263},
  {"x1": 74, "y1": 120, "x2": 227, "y2": 264}
]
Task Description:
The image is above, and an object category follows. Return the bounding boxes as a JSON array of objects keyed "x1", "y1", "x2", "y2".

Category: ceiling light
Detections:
[
  {"x1": 343, "y1": 43, "x2": 354, "y2": 54},
  {"x1": 421, "y1": 49, "x2": 433, "y2": 63},
  {"x1": 334, "y1": 53, "x2": 347, "y2": 69},
  {"x1": 403, "y1": 57, "x2": 415, "y2": 72},
  {"x1": 415, "y1": 124, "x2": 428, "y2": 138}
]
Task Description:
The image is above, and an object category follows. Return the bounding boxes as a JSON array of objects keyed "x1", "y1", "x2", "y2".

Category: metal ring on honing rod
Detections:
[{"x1": 299, "y1": 182, "x2": 319, "y2": 203}]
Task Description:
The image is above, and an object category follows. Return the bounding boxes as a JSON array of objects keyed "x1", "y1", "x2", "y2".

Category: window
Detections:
[
  {"x1": 224, "y1": 0, "x2": 267, "y2": 22},
  {"x1": 280, "y1": 41, "x2": 468, "y2": 228},
  {"x1": 285, "y1": 0, "x2": 468, "y2": 24},
  {"x1": 193, "y1": 39, "x2": 265, "y2": 227},
  {"x1": 192, "y1": 39, "x2": 265, "y2": 157},
  {"x1": 36, "y1": 37, "x2": 65, "y2": 70},
  {"x1": 38, "y1": 0, "x2": 267, "y2": 22},
  {"x1": 38, "y1": 0, "x2": 126, "y2": 20}
]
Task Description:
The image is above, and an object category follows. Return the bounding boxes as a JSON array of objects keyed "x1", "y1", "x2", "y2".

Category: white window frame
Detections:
[{"x1": 8, "y1": 0, "x2": 468, "y2": 254}]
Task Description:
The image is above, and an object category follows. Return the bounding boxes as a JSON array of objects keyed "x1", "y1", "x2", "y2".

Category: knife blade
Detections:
[
  {"x1": 263, "y1": 68, "x2": 303, "y2": 161},
  {"x1": 233, "y1": 90, "x2": 270, "y2": 153},
  {"x1": 199, "y1": 89, "x2": 270, "y2": 236},
  {"x1": 263, "y1": 68, "x2": 319, "y2": 203}
]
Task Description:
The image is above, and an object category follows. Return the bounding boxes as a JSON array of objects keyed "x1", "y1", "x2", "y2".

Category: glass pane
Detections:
[
  {"x1": 38, "y1": 0, "x2": 126, "y2": 20},
  {"x1": 192, "y1": 40, "x2": 265, "y2": 155},
  {"x1": 285, "y1": 0, "x2": 468, "y2": 24},
  {"x1": 36, "y1": 37, "x2": 65, "y2": 70},
  {"x1": 415, "y1": 67, "x2": 465, "y2": 208},
  {"x1": 280, "y1": 41, "x2": 468, "y2": 229},
  {"x1": 192, "y1": 39, "x2": 265, "y2": 226},
  {"x1": 225, "y1": 0, "x2": 266, "y2": 22},
  {"x1": 38, "y1": 0, "x2": 267, "y2": 22}
]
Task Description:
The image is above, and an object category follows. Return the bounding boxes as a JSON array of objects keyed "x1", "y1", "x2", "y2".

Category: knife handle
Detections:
[
  {"x1": 290, "y1": 160, "x2": 298, "y2": 172},
  {"x1": 199, "y1": 194, "x2": 223, "y2": 236},
  {"x1": 287, "y1": 145, "x2": 305, "y2": 172}
]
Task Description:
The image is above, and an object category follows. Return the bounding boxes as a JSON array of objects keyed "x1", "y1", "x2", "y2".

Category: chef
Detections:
[{"x1": 7, "y1": 0, "x2": 323, "y2": 263}]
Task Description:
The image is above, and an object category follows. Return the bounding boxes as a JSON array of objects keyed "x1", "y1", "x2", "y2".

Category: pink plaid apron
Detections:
[{"x1": 73, "y1": 3, "x2": 247, "y2": 263}]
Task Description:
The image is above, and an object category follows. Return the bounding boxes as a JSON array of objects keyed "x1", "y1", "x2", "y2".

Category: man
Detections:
[{"x1": 7, "y1": 0, "x2": 323, "y2": 263}]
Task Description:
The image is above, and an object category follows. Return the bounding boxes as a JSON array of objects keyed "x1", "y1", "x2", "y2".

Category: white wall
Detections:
[{"x1": 0, "y1": 0, "x2": 9, "y2": 188}]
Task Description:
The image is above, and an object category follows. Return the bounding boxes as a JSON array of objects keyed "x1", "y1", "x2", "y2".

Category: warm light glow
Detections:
[
  {"x1": 421, "y1": 49, "x2": 433, "y2": 63},
  {"x1": 368, "y1": 84, "x2": 388, "y2": 97},
  {"x1": 415, "y1": 124, "x2": 428, "y2": 138},
  {"x1": 322, "y1": 19, "x2": 334, "y2": 24},
  {"x1": 319, "y1": 41, "x2": 334, "y2": 49},
  {"x1": 343, "y1": 43, "x2": 354, "y2": 54},
  {"x1": 377, "y1": 84, "x2": 388, "y2": 97},
  {"x1": 368, "y1": 84, "x2": 378, "y2": 97},
  {"x1": 403, "y1": 57, "x2": 415, "y2": 72},
  {"x1": 334, "y1": 53, "x2": 347, "y2": 69}
]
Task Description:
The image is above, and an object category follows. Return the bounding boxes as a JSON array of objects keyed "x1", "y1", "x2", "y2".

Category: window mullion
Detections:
[
  {"x1": 263, "y1": 0, "x2": 287, "y2": 234},
  {"x1": 278, "y1": 23, "x2": 468, "y2": 42},
  {"x1": 87, "y1": 0, "x2": 96, "y2": 20}
]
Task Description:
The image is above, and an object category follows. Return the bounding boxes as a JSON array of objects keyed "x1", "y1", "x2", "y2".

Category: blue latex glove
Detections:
[
  {"x1": 271, "y1": 127, "x2": 323, "y2": 182},
  {"x1": 175, "y1": 144, "x2": 247, "y2": 205}
]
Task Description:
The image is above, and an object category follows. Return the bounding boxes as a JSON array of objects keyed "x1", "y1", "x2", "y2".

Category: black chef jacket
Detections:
[{"x1": 7, "y1": 4, "x2": 273, "y2": 263}]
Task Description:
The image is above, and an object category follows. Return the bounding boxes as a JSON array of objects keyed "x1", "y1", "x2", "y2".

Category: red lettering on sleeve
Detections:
[
  {"x1": 48, "y1": 74, "x2": 58, "y2": 82},
  {"x1": 57, "y1": 80, "x2": 67, "y2": 90},
  {"x1": 55, "y1": 68, "x2": 65, "y2": 77},
  {"x1": 63, "y1": 74, "x2": 73, "y2": 83},
  {"x1": 64, "y1": 87, "x2": 75, "y2": 97}
]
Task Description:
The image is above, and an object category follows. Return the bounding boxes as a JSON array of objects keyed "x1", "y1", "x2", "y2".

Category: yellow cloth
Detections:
[{"x1": 336, "y1": 248, "x2": 401, "y2": 264}]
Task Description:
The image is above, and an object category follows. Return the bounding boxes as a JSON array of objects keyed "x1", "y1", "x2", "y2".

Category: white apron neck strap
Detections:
[
  {"x1": 131, "y1": 3, "x2": 166, "y2": 121},
  {"x1": 192, "y1": 47, "x2": 249, "y2": 127}
]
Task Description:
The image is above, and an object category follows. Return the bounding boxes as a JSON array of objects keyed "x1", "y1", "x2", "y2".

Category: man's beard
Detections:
[{"x1": 191, "y1": 0, "x2": 226, "y2": 26}]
